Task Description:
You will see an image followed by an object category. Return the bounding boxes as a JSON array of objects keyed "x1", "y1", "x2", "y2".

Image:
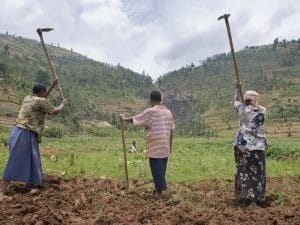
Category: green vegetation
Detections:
[
  {"x1": 44, "y1": 124, "x2": 66, "y2": 138},
  {"x1": 0, "y1": 126, "x2": 9, "y2": 146},
  {"x1": 0, "y1": 33, "x2": 154, "y2": 133},
  {"x1": 0, "y1": 133, "x2": 299, "y2": 182},
  {"x1": 1, "y1": 34, "x2": 300, "y2": 137},
  {"x1": 266, "y1": 140, "x2": 300, "y2": 159},
  {"x1": 158, "y1": 38, "x2": 300, "y2": 133},
  {"x1": 87, "y1": 127, "x2": 121, "y2": 137}
]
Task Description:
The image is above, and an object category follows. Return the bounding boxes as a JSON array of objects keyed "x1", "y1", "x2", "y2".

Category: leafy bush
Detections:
[
  {"x1": 266, "y1": 144, "x2": 300, "y2": 160},
  {"x1": 44, "y1": 124, "x2": 65, "y2": 138}
]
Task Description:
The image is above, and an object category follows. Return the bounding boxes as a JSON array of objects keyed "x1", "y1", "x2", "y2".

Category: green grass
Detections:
[{"x1": 1, "y1": 134, "x2": 300, "y2": 182}]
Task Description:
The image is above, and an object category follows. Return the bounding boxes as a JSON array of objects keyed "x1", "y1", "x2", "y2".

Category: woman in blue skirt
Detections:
[{"x1": 1, "y1": 80, "x2": 66, "y2": 195}]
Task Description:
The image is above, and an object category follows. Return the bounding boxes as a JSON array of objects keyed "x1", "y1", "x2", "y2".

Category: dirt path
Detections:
[{"x1": 0, "y1": 176, "x2": 299, "y2": 225}]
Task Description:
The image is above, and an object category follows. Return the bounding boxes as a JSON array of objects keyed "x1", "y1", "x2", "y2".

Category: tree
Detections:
[
  {"x1": 0, "y1": 63, "x2": 7, "y2": 79},
  {"x1": 35, "y1": 69, "x2": 51, "y2": 85},
  {"x1": 272, "y1": 38, "x2": 278, "y2": 50},
  {"x1": 4, "y1": 45, "x2": 10, "y2": 56}
]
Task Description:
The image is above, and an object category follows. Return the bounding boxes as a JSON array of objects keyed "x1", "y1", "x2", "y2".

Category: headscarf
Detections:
[{"x1": 244, "y1": 90, "x2": 259, "y2": 101}]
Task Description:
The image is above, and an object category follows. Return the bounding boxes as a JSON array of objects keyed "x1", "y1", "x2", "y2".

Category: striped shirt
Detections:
[{"x1": 133, "y1": 105, "x2": 175, "y2": 158}]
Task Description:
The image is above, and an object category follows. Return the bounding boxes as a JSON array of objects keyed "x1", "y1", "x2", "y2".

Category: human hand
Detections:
[
  {"x1": 119, "y1": 113, "x2": 125, "y2": 121},
  {"x1": 53, "y1": 78, "x2": 59, "y2": 86},
  {"x1": 236, "y1": 82, "x2": 242, "y2": 89},
  {"x1": 61, "y1": 98, "x2": 67, "y2": 105}
]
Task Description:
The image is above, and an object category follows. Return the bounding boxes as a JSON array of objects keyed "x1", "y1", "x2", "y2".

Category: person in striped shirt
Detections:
[{"x1": 120, "y1": 91, "x2": 175, "y2": 197}]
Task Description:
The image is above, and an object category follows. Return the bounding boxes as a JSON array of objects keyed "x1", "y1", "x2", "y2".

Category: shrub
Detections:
[
  {"x1": 266, "y1": 144, "x2": 300, "y2": 160},
  {"x1": 44, "y1": 124, "x2": 65, "y2": 138}
]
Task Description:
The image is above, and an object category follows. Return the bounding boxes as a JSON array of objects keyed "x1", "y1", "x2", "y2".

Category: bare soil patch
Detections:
[{"x1": 0, "y1": 176, "x2": 299, "y2": 225}]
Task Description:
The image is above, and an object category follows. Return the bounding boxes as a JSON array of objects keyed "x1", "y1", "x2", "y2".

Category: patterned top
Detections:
[
  {"x1": 15, "y1": 95, "x2": 56, "y2": 141},
  {"x1": 133, "y1": 105, "x2": 175, "y2": 158},
  {"x1": 233, "y1": 100, "x2": 267, "y2": 151}
]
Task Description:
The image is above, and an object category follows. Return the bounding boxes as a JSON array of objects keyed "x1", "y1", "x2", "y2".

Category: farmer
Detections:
[
  {"x1": 0, "y1": 80, "x2": 66, "y2": 195},
  {"x1": 233, "y1": 83, "x2": 267, "y2": 206},
  {"x1": 120, "y1": 91, "x2": 175, "y2": 197}
]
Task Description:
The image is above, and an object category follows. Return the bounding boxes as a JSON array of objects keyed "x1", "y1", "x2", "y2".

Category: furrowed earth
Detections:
[{"x1": 0, "y1": 176, "x2": 300, "y2": 225}]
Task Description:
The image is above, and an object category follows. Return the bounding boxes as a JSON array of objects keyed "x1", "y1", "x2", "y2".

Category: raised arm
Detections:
[
  {"x1": 234, "y1": 82, "x2": 242, "y2": 102},
  {"x1": 52, "y1": 99, "x2": 67, "y2": 114},
  {"x1": 45, "y1": 79, "x2": 59, "y2": 98}
]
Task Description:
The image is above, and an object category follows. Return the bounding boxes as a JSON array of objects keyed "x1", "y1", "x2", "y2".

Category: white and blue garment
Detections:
[{"x1": 233, "y1": 100, "x2": 267, "y2": 151}]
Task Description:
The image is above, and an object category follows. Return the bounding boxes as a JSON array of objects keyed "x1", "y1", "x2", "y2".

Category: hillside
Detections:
[
  {"x1": 158, "y1": 39, "x2": 300, "y2": 137},
  {"x1": 1, "y1": 34, "x2": 300, "y2": 137},
  {"x1": 0, "y1": 33, "x2": 155, "y2": 131}
]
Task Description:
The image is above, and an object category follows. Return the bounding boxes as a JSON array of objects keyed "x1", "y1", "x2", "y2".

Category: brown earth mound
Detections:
[{"x1": 0, "y1": 176, "x2": 299, "y2": 225}]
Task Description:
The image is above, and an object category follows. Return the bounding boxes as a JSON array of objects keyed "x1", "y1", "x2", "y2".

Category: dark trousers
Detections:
[{"x1": 149, "y1": 158, "x2": 168, "y2": 191}]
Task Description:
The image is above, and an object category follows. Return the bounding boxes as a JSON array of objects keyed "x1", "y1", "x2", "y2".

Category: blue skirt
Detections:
[{"x1": 3, "y1": 126, "x2": 42, "y2": 185}]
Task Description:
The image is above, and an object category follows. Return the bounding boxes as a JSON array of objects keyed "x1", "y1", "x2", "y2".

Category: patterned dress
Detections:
[
  {"x1": 233, "y1": 100, "x2": 267, "y2": 202},
  {"x1": 15, "y1": 95, "x2": 56, "y2": 142}
]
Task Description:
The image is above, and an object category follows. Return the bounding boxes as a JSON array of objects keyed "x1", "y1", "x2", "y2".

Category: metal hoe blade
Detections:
[{"x1": 39, "y1": 28, "x2": 54, "y2": 32}]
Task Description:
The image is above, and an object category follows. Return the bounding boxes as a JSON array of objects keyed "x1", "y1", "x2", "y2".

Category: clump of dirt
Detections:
[{"x1": 0, "y1": 176, "x2": 300, "y2": 225}]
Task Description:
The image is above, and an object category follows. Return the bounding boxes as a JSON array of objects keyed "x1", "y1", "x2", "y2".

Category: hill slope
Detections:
[
  {"x1": 158, "y1": 39, "x2": 300, "y2": 137},
  {"x1": 1, "y1": 34, "x2": 300, "y2": 137},
  {"x1": 0, "y1": 34, "x2": 155, "y2": 130}
]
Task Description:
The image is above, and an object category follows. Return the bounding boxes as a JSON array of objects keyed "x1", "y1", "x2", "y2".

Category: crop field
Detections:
[
  {"x1": 1, "y1": 135, "x2": 300, "y2": 181},
  {"x1": 1, "y1": 132, "x2": 300, "y2": 224}
]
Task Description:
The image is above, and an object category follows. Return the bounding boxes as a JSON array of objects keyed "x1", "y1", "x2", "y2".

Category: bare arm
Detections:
[
  {"x1": 53, "y1": 99, "x2": 67, "y2": 114},
  {"x1": 45, "y1": 79, "x2": 59, "y2": 98},
  {"x1": 234, "y1": 83, "x2": 242, "y2": 102},
  {"x1": 119, "y1": 114, "x2": 133, "y2": 123}
]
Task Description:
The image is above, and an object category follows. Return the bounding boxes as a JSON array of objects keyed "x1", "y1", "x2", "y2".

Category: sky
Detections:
[{"x1": 0, "y1": 0, "x2": 299, "y2": 79}]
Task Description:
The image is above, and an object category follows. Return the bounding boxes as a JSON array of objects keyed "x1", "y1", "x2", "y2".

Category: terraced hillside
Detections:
[
  {"x1": 1, "y1": 34, "x2": 300, "y2": 137},
  {"x1": 159, "y1": 39, "x2": 300, "y2": 137},
  {"x1": 0, "y1": 34, "x2": 153, "y2": 129}
]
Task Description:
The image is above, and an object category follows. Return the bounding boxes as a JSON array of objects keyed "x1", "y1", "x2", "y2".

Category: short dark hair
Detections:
[
  {"x1": 150, "y1": 91, "x2": 162, "y2": 102},
  {"x1": 32, "y1": 83, "x2": 47, "y2": 95}
]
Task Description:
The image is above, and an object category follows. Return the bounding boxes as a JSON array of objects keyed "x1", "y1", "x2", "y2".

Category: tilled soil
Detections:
[{"x1": 0, "y1": 176, "x2": 300, "y2": 225}]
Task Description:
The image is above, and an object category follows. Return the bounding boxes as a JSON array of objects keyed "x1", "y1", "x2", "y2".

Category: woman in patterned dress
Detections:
[{"x1": 233, "y1": 83, "x2": 267, "y2": 206}]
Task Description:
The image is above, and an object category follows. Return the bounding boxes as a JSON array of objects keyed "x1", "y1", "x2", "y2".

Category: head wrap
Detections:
[{"x1": 244, "y1": 90, "x2": 259, "y2": 101}]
